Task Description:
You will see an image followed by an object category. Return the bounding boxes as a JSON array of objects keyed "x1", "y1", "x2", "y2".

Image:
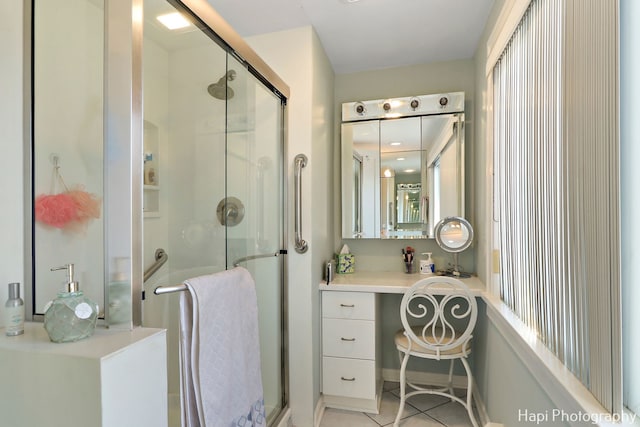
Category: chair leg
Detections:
[
  {"x1": 460, "y1": 357, "x2": 479, "y2": 427},
  {"x1": 447, "y1": 359, "x2": 455, "y2": 401},
  {"x1": 393, "y1": 351, "x2": 410, "y2": 427}
]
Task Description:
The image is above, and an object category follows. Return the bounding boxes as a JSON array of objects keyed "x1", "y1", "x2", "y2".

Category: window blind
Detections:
[{"x1": 493, "y1": 0, "x2": 620, "y2": 413}]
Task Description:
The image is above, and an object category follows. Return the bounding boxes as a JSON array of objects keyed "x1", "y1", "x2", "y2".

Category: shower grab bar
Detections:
[
  {"x1": 294, "y1": 154, "x2": 309, "y2": 254},
  {"x1": 153, "y1": 251, "x2": 280, "y2": 295},
  {"x1": 144, "y1": 248, "x2": 168, "y2": 282}
]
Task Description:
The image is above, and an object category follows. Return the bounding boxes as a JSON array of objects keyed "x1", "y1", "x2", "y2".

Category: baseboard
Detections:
[
  {"x1": 472, "y1": 387, "x2": 492, "y2": 426},
  {"x1": 314, "y1": 395, "x2": 325, "y2": 427}
]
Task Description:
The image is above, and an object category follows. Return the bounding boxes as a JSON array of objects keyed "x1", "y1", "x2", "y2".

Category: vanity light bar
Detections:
[{"x1": 341, "y1": 92, "x2": 465, "y2": 122}]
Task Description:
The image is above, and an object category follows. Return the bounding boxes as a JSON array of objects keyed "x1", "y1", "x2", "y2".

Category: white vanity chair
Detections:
[{"x1": 393, "y1": 276, "x2": 479, "y2": 427}]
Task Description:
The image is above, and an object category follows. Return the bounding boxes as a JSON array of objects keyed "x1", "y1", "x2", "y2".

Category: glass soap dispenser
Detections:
[{"x1": 44, "y1": 264, "x2": 99, "y2": 343}]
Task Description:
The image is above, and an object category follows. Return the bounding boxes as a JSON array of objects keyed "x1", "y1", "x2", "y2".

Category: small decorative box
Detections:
[{"x1": 336, "y1": 253, "x2": 355, "y2": 274}]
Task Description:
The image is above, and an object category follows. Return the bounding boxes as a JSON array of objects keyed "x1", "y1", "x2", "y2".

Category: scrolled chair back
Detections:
[{"x1": 400, "y1": 276, "x2": 477, "y2": 358}]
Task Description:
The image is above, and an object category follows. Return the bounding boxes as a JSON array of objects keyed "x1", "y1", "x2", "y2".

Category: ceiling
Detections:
[{"x1": 206, "y1": 0, "x2": 495, "y2": 74}]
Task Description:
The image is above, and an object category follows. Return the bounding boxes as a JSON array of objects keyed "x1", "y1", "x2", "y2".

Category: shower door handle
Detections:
[
  {"x1": 294, "y1": 154, "x2": 309, "y2": 254},
  {"x1": 232, "y1": 252, "x2": 279, "y2": 267}
]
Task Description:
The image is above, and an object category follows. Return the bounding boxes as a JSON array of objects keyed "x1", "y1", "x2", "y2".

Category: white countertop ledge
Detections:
[{"x1": 319, "y1": 271, "x2": 485, "y2": 295}]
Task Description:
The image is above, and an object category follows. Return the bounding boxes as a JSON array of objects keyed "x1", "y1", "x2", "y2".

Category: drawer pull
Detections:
[
  {"x1": 339, "y1": 303, "x2": 355, "y2": 308},
  {"x1": 341, "y1": 337, "x2": 356, "y2": 342},
  {"x1": 341, "y1": 376, "x2": 356, "y2": 382}
]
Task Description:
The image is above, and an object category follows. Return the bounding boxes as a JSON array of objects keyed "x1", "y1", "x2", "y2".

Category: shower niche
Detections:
[{"x1": 143, "y1": 120, "x2": 160, "y2": 218}]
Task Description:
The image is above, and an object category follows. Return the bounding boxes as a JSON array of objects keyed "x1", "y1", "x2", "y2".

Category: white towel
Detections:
[{"x1": 179, "y1": 267, "x2": 266, "y2": 427}]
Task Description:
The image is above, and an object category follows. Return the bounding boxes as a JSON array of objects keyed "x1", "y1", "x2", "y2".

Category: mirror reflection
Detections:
[
  {"x1": 341, "y1": 121, "x2": 380, "y2": 238},
  {"x1": 33, "y1": 0, "x2": 105, "y2": 315},
  {"x1": 380, "y1": 117, "x2": 423, "y2": 238},
  {"x1": 341, "y1": 93, "x2": 465, "y2": 239}
]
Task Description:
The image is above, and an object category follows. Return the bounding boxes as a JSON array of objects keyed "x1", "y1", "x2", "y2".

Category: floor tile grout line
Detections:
[
  {"x1": 363, "y1": 411, "x2": 384, "y2": 427},
  {"x1": 422, "y1": 399, "x2": 455, "y2": 414},
  {"x1": 422, "y1": 411, "x2": 448, "y2": 427}
]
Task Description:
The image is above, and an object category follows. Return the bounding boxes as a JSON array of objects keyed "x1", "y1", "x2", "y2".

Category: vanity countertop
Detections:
[{"x1": 319, "y1": 271, "x2": 485, "y2": 295}]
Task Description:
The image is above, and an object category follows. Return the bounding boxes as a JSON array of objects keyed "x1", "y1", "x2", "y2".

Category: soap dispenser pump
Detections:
[
  {"x1": 420, "y1": 252, "x2": 435, "y2": 275},
  {"x1": 44, "y1": 264, "x2": 99, "y2": 343}
]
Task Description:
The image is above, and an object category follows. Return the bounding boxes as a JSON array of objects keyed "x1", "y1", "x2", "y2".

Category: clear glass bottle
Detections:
[
  {"x1": 44, "y1": 264, "x2": 99, "y2": 343},
  {"x1": 4, "y1": 282, "x2": 24, "y2": 336}
]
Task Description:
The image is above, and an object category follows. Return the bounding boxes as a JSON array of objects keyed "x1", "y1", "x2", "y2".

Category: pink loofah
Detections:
[
  {"x1": 36, "y1": 160, "x2": 102, "y2": 231},
  {"x1": 35, "y1": 189, "x2": 102, "y2": 230},
  {"x1": 35, "y1": 193, "x2": 79, "y2": 228},
  {"x1": 67, "y1": 187, "x2": 101, "y2": 222}
]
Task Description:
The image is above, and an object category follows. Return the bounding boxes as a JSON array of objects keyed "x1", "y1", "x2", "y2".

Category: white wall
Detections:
[
  {"x1": 0, "y1": 1, "x2": 25, "y2": 322},
  {"x1": 246, "y1": 26, "x2": 335, "y2": 427},
  {"x1": 621, "y1": 0, "x2": 640, "y2": 416}
]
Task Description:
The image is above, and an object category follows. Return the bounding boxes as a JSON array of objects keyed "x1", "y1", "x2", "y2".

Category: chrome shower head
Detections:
[{"x1": 207, "y1": 69, "x2": 236, "y2": 100}]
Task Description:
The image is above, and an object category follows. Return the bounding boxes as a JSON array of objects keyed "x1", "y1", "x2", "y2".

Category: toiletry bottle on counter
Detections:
[
  {"x1": 4, "y1": 282, "x2": 24, "y2": 336},
  {"x1": 44, "y1": 264, "x2": 99, "y2": 343},
  {"x1": 420, "y1": 252, "x2": 435, "y2": 275},
  {"x1": 325, "y1": 260, "x2": 334, "y2": 284}
]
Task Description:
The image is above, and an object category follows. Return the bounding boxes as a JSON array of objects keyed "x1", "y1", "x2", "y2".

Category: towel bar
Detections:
[
  {"x1": 154, "y1": 284, "x2": 188, "y2": 295},
  {"x1": 153, "y1": 251, "x2": 280, "y2": 295}
]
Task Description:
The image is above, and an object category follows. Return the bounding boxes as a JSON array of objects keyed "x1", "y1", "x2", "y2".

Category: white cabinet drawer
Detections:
[
  {"x1": 322, "y1": 292, "x2": 375, "y2": 320},
  {"x1": 322, "y1": 318, "x2": 375, "y2": 359},
  {"x1": 322, "y1": 357, "x2": 376, "y2": 400}
]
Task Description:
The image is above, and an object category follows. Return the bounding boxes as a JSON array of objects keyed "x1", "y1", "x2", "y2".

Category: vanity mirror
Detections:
[{"x1": 341, "y1": 93, "x2": 465, "y2": 239}]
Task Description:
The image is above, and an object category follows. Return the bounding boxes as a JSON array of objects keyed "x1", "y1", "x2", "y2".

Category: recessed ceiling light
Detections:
[
  {"x1": 390, "y1": 142, "x2": 402, "y2": 146},
  {"x1": 396, "y1": 157, "x2": 405, "y2": 161},
  {"x1": 404, "y1": 169, "x2": 416, "y2": 173},
  {"x1": 157, "y1": 12, "x2": 191, "y2": 30}
]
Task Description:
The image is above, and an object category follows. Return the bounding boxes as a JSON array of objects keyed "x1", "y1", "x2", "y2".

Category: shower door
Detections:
[
  {"x1": 224, "y1": 57, "x2": 286, "y2": 423},
  {"x1": 142, "y1": 1, "x2": 287, "y2": 425}
]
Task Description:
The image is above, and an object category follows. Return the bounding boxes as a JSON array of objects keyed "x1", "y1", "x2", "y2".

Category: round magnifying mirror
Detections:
[
  {"x1": 435, "y1": 216, "x2": 474, "y2": 253},
  {"x1": 434, "y1": 216, "x2": 473, "y2": 277}
]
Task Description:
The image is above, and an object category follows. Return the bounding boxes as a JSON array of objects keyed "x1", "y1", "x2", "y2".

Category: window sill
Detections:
[{"x1": 482, "y1": 293, "x2": 639, "y2": 427}]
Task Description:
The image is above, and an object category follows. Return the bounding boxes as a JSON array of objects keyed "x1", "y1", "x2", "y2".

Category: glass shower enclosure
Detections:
[{"x1": 141, "y1": 1, "x2": 288, "y2": 425}]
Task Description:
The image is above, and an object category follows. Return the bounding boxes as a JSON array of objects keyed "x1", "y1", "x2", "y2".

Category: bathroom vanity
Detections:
[
  {"x1": 319, "y1": 272, "x2": 484, "y2": 413},
  {"x1": 0, "y1": 323, "x2": 167, "y2": 427}
]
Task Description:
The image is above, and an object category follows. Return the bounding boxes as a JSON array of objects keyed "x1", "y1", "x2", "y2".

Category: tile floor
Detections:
[{"x1": 319, "y1": 382, "x2": 476, "y2": 427}]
